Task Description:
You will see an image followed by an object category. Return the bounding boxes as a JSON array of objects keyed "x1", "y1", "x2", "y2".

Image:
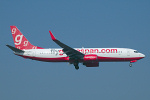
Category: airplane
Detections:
[{"x1": 6, "y1": 26, "x2": 145, "y2": 70}]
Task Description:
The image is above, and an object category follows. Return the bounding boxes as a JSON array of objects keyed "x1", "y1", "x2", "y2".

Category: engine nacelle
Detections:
[
  {"x1": 83, "y1": 54, "x2": 99, "y2": 67},
  {"x1": 84, "y1": 54, "x2": 98, "y2": 61}
]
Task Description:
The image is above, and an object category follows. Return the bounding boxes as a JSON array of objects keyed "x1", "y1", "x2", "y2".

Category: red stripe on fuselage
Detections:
[
  {"x1": 98, "y1": 56, "x2": 144, "y2": 62},
  {"x1": 17, "y1": 54, "x2": 144, "y2": 62},
  {"x1": 18, "y1": 55, "x2": 69, "y2": 62}
]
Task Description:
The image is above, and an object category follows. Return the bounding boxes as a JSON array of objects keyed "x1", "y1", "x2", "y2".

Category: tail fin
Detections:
[{"x1": 10, "y1": 26, "x2": 43, "y2": 50}]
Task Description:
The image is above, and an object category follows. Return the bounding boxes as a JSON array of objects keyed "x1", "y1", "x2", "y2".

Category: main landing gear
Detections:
[{"x1": 73, "y1": 61, "x2": 79, "y2": 70}]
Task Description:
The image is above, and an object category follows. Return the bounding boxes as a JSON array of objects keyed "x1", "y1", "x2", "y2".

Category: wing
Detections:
[{"x1": 49, "y1": 31, "x2": 84, "y2": 59}]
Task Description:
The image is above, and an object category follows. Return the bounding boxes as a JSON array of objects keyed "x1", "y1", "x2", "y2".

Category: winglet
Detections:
[{"x1": 49, "y1": 31, "x2": 56, "y2": 41}]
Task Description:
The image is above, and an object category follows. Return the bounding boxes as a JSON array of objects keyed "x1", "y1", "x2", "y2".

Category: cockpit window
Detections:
[{"x1": 134, "y1": 51, "x2": 139, "y2": 53}]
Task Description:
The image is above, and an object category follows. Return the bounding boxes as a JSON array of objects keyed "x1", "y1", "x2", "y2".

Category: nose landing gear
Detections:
[
  {"x1": 129, "y1": 63, "x2": 132, "y2": 67},
  {"x1": 129, "y1": 60, "x2": 137, "y2": 67}
]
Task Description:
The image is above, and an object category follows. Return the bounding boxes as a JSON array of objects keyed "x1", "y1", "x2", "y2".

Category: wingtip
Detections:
[{"x1": 49, "y1": 31, "x2": 56, "y2": 41}]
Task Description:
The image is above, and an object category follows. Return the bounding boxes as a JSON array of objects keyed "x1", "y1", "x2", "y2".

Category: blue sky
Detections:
[{"x1": 1, "y1": 0, "x2": 150, "y2": 100}]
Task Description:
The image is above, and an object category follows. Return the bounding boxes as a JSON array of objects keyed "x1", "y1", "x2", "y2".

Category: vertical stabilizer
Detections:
[{"x1": 10, "y1": 26, "x2": 43, "y2": 50}]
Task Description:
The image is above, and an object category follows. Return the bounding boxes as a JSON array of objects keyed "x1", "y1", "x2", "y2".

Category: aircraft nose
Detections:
[{"x1": 140, "y1": 53, "x2": 145, "y2": 58}]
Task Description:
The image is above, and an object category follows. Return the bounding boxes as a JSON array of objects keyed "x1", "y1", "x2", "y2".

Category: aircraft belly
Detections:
[
  {"x1": 22, "y1": 53, "x2": 68, "y2": 62},
  {"x1": 97, "y1": 55, "x2": 143, "y2": 61}
]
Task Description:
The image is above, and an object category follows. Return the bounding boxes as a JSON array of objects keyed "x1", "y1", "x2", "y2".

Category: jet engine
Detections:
[
  {"x1": 84, "y1": 54, "x2": 98, "y2": 61},
  {"x1": 83, "y1": 54, "x2": 99, "y2": 67}
]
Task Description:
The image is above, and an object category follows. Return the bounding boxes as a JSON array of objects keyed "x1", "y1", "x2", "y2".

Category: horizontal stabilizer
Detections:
[{"x1": 6, "y1": 45, "x2": 24, "y2": 53}]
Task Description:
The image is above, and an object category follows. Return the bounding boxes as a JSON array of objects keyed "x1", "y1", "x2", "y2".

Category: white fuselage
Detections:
[{"x1": 15, "y1": 48, "x2": 145, "y2": 62}]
